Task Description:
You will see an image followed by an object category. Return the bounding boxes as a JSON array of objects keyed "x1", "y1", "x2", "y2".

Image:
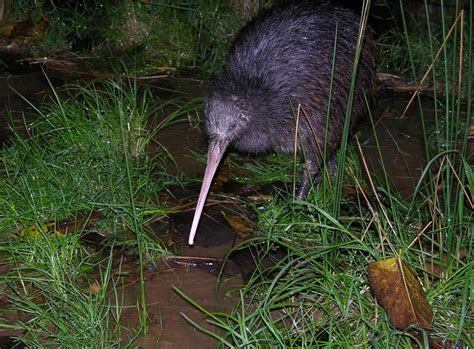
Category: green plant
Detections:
[
  {"x1": 1, "y1": 236, "x2": 122, "y2": 347},
  {"x1": 0, "y1": 78, "x2": 196, "y2": 345}
]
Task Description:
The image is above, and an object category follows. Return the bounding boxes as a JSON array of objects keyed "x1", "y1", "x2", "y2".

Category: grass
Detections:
[
  {"x1": 0, "y1": 0, "x2": 472, "y2": 347},
  {"x1": 177, "y1": 1, "x2": 473, "y2": 348},
  {"x1": 193, "y1": 150, "x2": 296, "y2": 185},
  {"x1": 377, "y1": 1, "x2": 471, "y2": 83},
  {"x1": 8, "y1": 0, "x2": 469, "y2": 79},
  {"x1": 0, "y1": 79, "x2": 196, "y2": 346},
  {"x1": 1, "y1": 235, "x2": 121, "y2": 347},
  {"x1": 0, "y1": 79, "x2": 179, "y2": 233},
  {"x1": 196, "y1": 154, "x2": 472, "y2": 346}
]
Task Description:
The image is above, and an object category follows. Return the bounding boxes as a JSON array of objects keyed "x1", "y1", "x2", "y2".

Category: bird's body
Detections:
[{"x1": 189, "y1": 2, "x2": 377, "y2": 244}]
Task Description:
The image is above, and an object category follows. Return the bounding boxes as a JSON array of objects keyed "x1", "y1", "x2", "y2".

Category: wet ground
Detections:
[
  {"x1": 0, "y1": 58, "x2": 441, "y2": 348},
  {"x1": 358, "y1": 90, "x2": 429, "y2": 197},
  {"x1": 0, "y1": 65, "x2": 47, "y2": 148}
]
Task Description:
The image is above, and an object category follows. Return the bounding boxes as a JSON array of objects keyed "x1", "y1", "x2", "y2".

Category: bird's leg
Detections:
[
  {"x1": 296, "y1": 155, "x2": 337, "y2": 200},
  {"x1": 296, "y1": 155, "x2": 319, "y2": 200},
  {"x1": 322, "y1": 155, "x2": 338, "y2": 178}
]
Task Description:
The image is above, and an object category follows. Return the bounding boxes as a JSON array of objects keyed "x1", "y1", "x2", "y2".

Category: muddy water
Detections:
[
  {"x1": 119, "y1": 201, "x2": 245, "y2": 348},
  {"x1": 0, "y1": 61, "x2": 435, "y2": 348},
  {"x1": 119, "y1": 257, "x2": 242, "y2": 348},
  {"x1": 157, "y1": 120, "x2": 206, "y2": 178},
  {"x1": 0, "y1": 62, "x2": 242, "y2": 347},
  {"x1": 358, "y1": 90, "x2": 430, "y2": 196},
  {"x1": 0, "y1": 70, "x2": 50, "y2": 147}
]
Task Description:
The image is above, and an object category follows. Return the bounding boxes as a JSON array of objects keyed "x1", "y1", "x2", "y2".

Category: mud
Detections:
[{"x1": 358, "y1": 90, "x2": 432, "y2": 196}]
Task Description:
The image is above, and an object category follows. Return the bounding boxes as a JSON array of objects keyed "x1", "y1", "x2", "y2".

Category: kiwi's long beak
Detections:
[{"x1": 188, "y1": 140, "x2": 228, "y2": 245}]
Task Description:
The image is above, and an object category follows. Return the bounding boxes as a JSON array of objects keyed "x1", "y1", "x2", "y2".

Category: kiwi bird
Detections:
[{"x1": 188, "y1": 2, "x2": 376, "y2": 245}]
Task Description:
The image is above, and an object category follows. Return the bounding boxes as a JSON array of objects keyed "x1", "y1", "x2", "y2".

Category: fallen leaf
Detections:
[
  {"x1": 215, "y1": 173, "x2": 230, "y2": 185},
  {"x1": 368, "y1": 257, "x2": 433, "y2": 329},
  {"x1": 222, "y1": 212, "x2": 254, "y2": 239},
  {"x1": 17, "y1": 211, "x2": 103, "y2": 240},
  {"x1": 212, "y1": 173, "x2": 230, "y2": 192},
  {"x1": 0, "y1": 24, "x2": 14, "y2": 36},
  {"x1": 89, "y1": 282, "x2": 102, "y2": 294},
  {"x1": 18, "y1": 222, "x2": 63, "y2": 238}
]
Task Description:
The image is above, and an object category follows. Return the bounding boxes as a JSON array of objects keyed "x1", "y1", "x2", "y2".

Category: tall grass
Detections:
[
  {"x1": 180, "y1": 1, "x2": 473, "y2": 347},
  {"x1": 0, "y1": 79, "x2": 179, "y2": 233},
  {"x1": 1, "y1": 237, "x2": 121, "y2": 347},
  {"x1": 0, "y1": 79, "x2": 190, "y2": 346}
]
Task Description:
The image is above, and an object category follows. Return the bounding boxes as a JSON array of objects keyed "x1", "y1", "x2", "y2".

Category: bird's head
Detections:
[
  {"x1": 204, "y1": 92, "x2": 251, "y2": 145},
  {"x1": 188, "y1": 84, "x2": 253, "y2": 245}
]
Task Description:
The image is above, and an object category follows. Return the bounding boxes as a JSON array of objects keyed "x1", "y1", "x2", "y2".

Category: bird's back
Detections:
[{"x1": 226, "y1": 3, "x2": 369, "y2": 95}]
